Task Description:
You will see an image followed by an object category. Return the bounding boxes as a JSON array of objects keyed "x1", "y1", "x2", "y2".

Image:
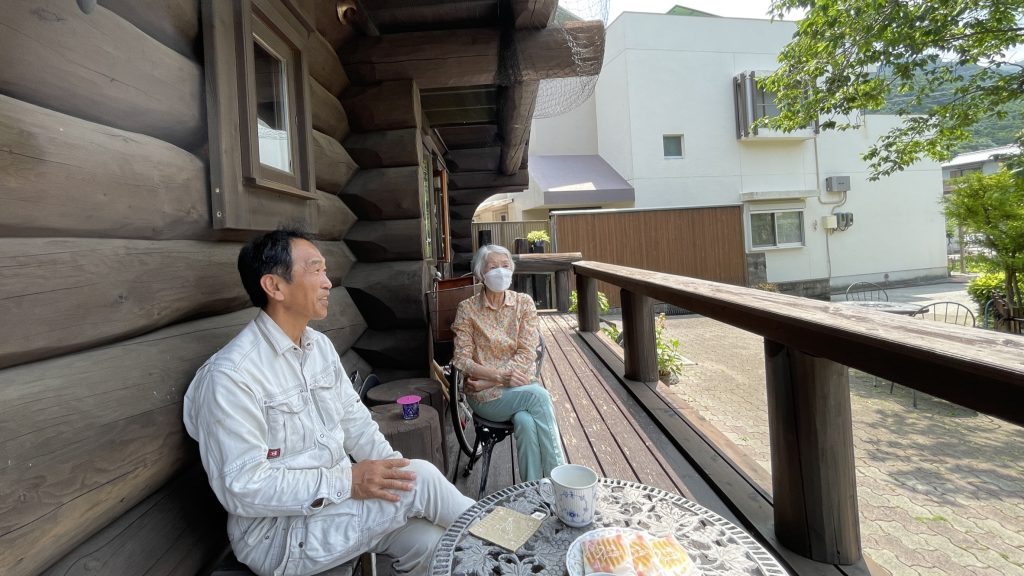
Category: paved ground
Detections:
[{"x1": 646, "y1": 281, "x2": 1024, "y2": 576}]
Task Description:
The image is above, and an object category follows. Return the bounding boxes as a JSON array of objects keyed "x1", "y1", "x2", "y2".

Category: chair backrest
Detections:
[
  {"x1": 427, "y1": 277, "x2": 480, "y2": 344},
  {"x1": 535, "y1": 335, "x2": 546, "y2": 380},
  {"x1": 845, "y1": 281, "x2": 888, "y2": 302},
  {"x1": 912, "y1": 301, "x2": 975, "y2": 327}
]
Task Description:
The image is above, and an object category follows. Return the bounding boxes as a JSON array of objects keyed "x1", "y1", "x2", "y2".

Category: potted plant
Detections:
[
  {"x1": 655, "y1": 313, "x2": 685, "y2": 384},
  {"x1": 526, "y1": 230, "x2": 550, "y2": 253}
]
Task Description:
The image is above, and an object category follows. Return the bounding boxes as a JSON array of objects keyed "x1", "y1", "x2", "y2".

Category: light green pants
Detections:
[{"x1": 469, "y1": 383, "x2": 565, "y2": 481}]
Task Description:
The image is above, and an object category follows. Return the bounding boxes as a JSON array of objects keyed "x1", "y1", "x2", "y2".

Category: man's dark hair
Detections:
[{"x1": 238, "y1": 229, "x2": 315, "y2": 309}]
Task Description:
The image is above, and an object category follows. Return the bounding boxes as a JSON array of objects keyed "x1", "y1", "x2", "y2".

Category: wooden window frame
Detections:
[{"x1": 202, "y1": 0, "x2": 317, "y2": 231}]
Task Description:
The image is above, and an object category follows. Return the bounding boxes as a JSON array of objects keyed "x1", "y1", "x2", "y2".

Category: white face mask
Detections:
[{"x1": 483, "y1": 267, "x2": 513, "y2": 292}]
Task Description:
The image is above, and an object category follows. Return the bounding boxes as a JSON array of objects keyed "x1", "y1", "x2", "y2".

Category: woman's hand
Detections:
[
  {"x1": 508, "y1": 368, "x2": 530, "y2": 387},
  {"x1": 464, "y1": 376, "x2": 500, "y2": 394}
]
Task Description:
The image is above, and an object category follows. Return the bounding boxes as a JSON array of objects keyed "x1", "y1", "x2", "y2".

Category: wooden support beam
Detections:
[
  {"x1": 512, "y1": 0, "x2": 558, "y2": 28},
  {"x1": 435, "y1": 124, "x2": 500, "y2": 150},
  {"x1": 448, "y1": 186, "x2": 523, "y2": 205},
  {"x1": 512, "y1": 252, "x2": 583, "y2": 273},
  {"x1": 342, "y1": 80, "x2": 421, "y2": 132},
  {"x1": 621, "y1": 289, "x2": 658, "y2": 382},
  {"x1": 765, "y1": 340, "x2": 861, "y2": 564},
  {"x1": 98, "y1": 0, "x2": 201, "y2": 60},
  {"x1": 444, "y1": 147, "x2": 501, "y2": 172},
  {"x1": 0, "y1": 0, "x2": 205, "y2": 150},
  {"x1": 448, "y1": 170, "x2": 529, "y2": 190},
  {"x1": 343, "y1": 261, "x2": 431, "y2": 330},
  {"x1": 498, "y1": 81, "x2": 539, "y2": 175},
  {"x1": 308, "y1": 30, "x2": 351, "y2": 97},
  {"x1": 311, "y1": 79, "x2": 351, "y2": 142},
  {"x1": 315, "y1": 0, "x2": 358, "y2": 50},
  {"x1": 341, "y1": 22, "x2": 604, "y2": 88},
  {"x1": 345, "y1": 128, "x2": 422, "y2": 168},
  {"x1": 577, "y1": 274, "x2": 600, "y2": 333},
  {"x1": 345, "y1": 219, "x2": 424, "y2": 262},
  {"x1": 369, "y1": 0, "x2": 499, "y2": 32},
  {"x1": 449, "y1": 204, "x2": 479, "y2": 220},
  {"x1": 555, "y1": 270, "x2": 570, "y2": 312},
  {"x1": 313, "y1": 130, "x2": 359, "y2": 193},
  {"x1": 339, "y1": 166, "x2": 423, "y2": 220}
]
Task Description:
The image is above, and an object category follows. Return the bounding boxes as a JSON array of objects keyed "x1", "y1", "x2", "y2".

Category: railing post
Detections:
[
  {"x1": 764, "y1": 339, "x2": 862, "y2": 564},
  {"x1": 554, "y1": 270, "x2": 570, "y2": 312},
  {"x1": 621, "y1": 289, "x2": 658, "y2": 382},
  {"x1": 577, "y1": 274, "x2": 599, "y2": 332}
]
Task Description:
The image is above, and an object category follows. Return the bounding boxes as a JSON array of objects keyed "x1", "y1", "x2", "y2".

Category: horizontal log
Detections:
[
  {"x1": 345, "y1": 219, "x2": 424, "y2": 262},
  {"x1": 310, "y1": 287, "x2": 369, "y2": 353},
  {"x1": 444, "y1": 147, "x2": 501, "y2": 172},
  {"x1": 352, "y1": 328, "x2": 428, "y2": 370},
  {"x1": 311, "y1": 79, "x2": 351, "y2": 143},
  {"x1": 40, "y1": 464, "x2": 226, "y2": 576},
  {"x1": 315, "y1": 190, "x2": 357, "y2": 241},
  {"x1": 344, "y1": 128, "x2": 422, "y2": 168},
  {"x1": 308, "y1": 30, "x2": 351, "y2": 97},
  {"x1": 0, "y1": 0, "x2": 205, "y2": 149},
  {"x1": 513, "y1": 252, "x2": 583, "y2": 273},
  {"x1": 338, "y1": 166, "x2": 423, "y2": 220},
  {"x1": 448, "y1": 187, "x2": 523, "y2": 205},
  {"x1": 316, "y1": 0, "x2": 358, "y2": 50},
  {"x1": 341, "y1": 349, "x2": 374, "y2": 381},
  {"x1": 450, "y1": 236, "x2": 475, "y2": 254},
  {"x1": 313, "y1": 130, "x2": 359, "y2": 194},
  {"x1": 0, "y1": 239, "x2": 354, "y2": 369},
  {"x1": 342, "y1": 80, "x2": 421, "y2": 133},
  {"x1": 449, "y1": 205, "x2": 478, "y2": 220},
  {"x1": 448, "y1": 170, "x2": 529, "y2": 190},
  {"x1": 98, "y1": 0, "x2": 201, "y2": 60},
  {"x1": 340, "y1": 23, "x2": 605, "y2": 88},
  {"x1": 344, "y1": 261, "x2": 430, "y2": 330},
  {"x1": 0, "y1": 307, "x2": 258, "y2": 576},
  {"x1": 0, "y1": 95, "x2": 213, "y2": 240},
  {"x1": 369, "y1": 0, "x2": 499, "y2": 32},
  {"x1": 499, "y1": 81, "x2": 539, "y2": 175},
  {"x1": 512, "y1": 0, "x2": 558, "y2": 28}
]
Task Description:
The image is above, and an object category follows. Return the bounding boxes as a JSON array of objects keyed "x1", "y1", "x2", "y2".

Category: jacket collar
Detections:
[{"x1": 255, "y1": 310, "x2": 315, "y2": 355}]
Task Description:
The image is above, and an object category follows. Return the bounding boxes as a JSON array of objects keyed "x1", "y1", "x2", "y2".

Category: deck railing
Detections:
[{"x1": 573, "y1": 261, "x2": 1024, "y2": 569}]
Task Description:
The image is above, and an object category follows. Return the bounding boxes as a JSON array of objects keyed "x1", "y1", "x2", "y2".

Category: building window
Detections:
[
  {"x1": 750, "y1": 210, "x2": 804, "y2": 248},
  {"x1": 663, "y1": 135, "x2": 684, "y2": 158},
  {"x1": 203, "y1": 0, "x2": 315, "y2": 231},
  {"x1": 734, "y1": 71, "x2": 781, "y2": 138}
]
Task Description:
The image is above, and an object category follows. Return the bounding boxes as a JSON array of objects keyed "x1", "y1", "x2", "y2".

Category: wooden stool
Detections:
[
  {"x1": 366, "y1": 378, "x2": 448, "y2": 469},
  {"x1": 370, "y1": 404, "x2": 444, "y2": 472}
]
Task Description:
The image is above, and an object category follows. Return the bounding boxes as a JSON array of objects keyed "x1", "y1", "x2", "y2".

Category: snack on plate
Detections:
[
  {"x1": 627, "y1": 532, "x2": 660, "y2": 576},
  {"x1": 649, "y1": 535, "x2": 695, "y2": 576},
  {"x1": 583, "y1": 533, "x2": 635, "y2": 576}
]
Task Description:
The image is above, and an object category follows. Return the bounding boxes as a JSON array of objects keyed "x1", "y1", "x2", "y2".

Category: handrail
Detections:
[
  {"x1": 574, "y1": 261, "x2": 1024, "y2": 427},
  {"x1": 511, "y1": 252, "x2": 582, "y2": 273}
]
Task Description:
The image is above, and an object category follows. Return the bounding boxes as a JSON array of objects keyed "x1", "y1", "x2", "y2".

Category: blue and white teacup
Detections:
[{"x1": 539, "y1": 464, "x2": 598, "y2": 528}]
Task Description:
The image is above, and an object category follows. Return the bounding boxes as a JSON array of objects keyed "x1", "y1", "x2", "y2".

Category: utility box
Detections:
[
  {"x1": 822, "y1": 215, "x2": 838, "y2": 230},
  {"x1": 825, "y1": 175, "x2": 851, "y2": 192}
]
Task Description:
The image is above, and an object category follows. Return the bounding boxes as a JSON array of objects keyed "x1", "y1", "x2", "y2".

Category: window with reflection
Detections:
[
  {"x1": 750, "y1": 210, "x2": 804, "y2": 249},
  {"x1": 253, "y1": 38, "x2": 291, "y2": 174}
]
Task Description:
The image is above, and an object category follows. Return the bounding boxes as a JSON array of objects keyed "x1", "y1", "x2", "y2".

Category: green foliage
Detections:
[
  {"x1": 754, "y1": 282, "x2": 780, "y2": 292},
  {"x1": 526, "y1": 230, "x2": 550, "y2": 244},
  {"x1": 944, "y1": 170, "x2": 1024, "y2": 306},
  {"x1": 762, "y1": 0, "x2": 1024, "y2": 179},
  {"x1": 655, "y1": 313, "x2": 686, "y2": 378},
  {"x1": 568, "y1": 290, "x2": 610, "y2": 314},
  {"x1": 600, "y1": 321, "x2": 621, "y2": 343},
  {"x1": 967, "y1": 272, "x2": 1007, "y2": 309}
]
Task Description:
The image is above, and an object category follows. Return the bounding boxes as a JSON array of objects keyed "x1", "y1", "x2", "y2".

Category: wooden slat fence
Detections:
[
  {"x1": 471, "y1": 220, "x2": 549, "y2": 252},
  {"x1": 552, "y1": 207, "x2": 747, "y2": 307}
]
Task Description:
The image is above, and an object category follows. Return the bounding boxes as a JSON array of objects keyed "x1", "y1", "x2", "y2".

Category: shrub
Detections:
[
  {"x1": 754, "y1": 282, "x2": 780, "y2": 292},
  {"x1": 569, "y1": 290, "x2": 609, "y2": 314},
  {"x1": 655, "y1": 313, "x2": 686, "y2": 378},
  {"x1": 967, "y1": 272, "x2": 1006, "y2": 309},
  {"x1": 526, "y1": 230, "x2": 550, "y2": 244}
]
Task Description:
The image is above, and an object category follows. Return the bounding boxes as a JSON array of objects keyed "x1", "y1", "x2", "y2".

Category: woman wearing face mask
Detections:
[{"x1": 450, "y1": 244, "x2": 565, "y2": 481}]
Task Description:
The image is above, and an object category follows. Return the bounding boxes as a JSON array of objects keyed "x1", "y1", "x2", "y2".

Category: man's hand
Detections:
[
  {"x1": 351, "y1": 458, "x2": 415, "y2": 502},
  {"x1": 508, "y1": 368, "x2": 530, "y2": 387}
]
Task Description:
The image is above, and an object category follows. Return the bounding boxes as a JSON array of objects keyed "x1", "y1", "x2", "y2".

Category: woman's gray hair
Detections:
[{"x1": 471, "y1": 244, "x2": 515, "y2": 280}]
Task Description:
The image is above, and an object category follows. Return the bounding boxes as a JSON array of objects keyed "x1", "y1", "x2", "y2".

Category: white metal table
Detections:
[{"x1": 431, "y1": 478, "x2": 788, "y2": 576}]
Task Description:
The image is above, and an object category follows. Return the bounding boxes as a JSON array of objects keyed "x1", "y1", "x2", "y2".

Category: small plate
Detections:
[{"x1": 565, "y1": 527, "x2": 641, "y2": 576}]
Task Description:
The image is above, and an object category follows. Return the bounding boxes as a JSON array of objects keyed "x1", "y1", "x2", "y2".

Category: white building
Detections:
[
  {"x1": 941, "y1": 145, "x2": 1020, "y2": 190},
  {"x1": 500, "y1": 10, "x2": 949, "y2": 294}
]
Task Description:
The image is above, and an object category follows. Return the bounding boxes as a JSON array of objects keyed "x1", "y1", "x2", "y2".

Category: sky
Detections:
[{"x1": 606, "y1": 0, "x2": 805, "y2": 23}]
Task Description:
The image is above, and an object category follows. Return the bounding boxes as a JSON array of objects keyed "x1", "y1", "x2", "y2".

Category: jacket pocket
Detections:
[
  {"x1": 308, "y1": 366, "x2": 344, "y2": 432},
  {"x1": 264, "y1": 389, "x2": 315, "y2": 458}
]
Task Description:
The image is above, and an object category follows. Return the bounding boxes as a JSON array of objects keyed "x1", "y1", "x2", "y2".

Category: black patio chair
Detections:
[
  {"x1": 845, "y1": 281, "x2": 888, "y2": 302},
  {"x1": 894, "y1": 301, "x2": 977, "y2": 408}
]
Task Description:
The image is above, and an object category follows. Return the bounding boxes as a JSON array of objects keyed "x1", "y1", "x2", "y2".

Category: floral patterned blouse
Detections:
[{"x1": 451, "y1": 290, "x2": 539, "y2": 404}]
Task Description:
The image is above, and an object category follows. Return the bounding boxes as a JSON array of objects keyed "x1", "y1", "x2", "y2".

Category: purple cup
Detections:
[{"x1": 397, "y1": 395, "x2": 421, "y2": 420}]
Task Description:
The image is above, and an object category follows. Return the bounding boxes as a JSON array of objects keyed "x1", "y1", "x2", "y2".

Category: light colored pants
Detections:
[
  {"x1": 234, "y1": 459, "x2": 474, "y2": 576},
  {"x1": 470, "y1": 383, "x2": 565, "y2": 481}
]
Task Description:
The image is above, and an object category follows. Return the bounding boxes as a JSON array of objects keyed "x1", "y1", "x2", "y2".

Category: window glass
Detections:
[
  {"x1": 750, "y1": 212, "x2": 776, "y2": 247},
  {"x1": 663, "y1": 135, "x2": 684, "y2": 158},
  {"x1": 776, "y1": 211, "x2": 803, "y2": 244},
  {"x1": 253, "y1": 38, "x2": 292, "y2": 173},
  {"x1": 754, "y1": 83, "x2": 779, "y2": 120}
]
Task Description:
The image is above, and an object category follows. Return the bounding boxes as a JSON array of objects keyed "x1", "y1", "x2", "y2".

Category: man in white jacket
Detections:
[{"x1": 184, "y1": 229, "x2": 473, "y2": 576}]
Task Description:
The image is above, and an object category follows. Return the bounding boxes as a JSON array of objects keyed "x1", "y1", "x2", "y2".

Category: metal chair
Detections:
[
  {"x1": 844, "y1": 281, "x2": 888, "y2": 302},
  {"x1": 894, "y1": 302, "x2": 977, "y2": 408}
]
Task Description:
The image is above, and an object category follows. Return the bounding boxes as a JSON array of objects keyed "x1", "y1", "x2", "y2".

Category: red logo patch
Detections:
[{"x1": 267, "y1": 448, "x2": 281, "y2": 459}]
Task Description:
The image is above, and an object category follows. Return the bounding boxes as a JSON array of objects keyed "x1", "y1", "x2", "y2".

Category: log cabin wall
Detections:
[{"x1": 0, "y1": 1, "x2": 370, "y2": 574}]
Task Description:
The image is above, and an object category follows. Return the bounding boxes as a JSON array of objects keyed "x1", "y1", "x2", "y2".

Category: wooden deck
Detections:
[{"x1": 447, "y1": 313, "x2": 697, "y2": 500}]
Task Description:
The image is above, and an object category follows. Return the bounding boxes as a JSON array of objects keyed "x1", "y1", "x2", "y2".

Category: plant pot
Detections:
[
  {"x1": 529, "y1": 240, "x2": 546, "y2": 254},
  {"x1": 659, "y1": 371, "x2": 679, "y2": 385}
]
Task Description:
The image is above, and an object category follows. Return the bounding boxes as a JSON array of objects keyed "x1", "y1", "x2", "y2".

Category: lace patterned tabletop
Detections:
[{"x1": 431, "y1": 479, "x2": 789, "y2": 576}]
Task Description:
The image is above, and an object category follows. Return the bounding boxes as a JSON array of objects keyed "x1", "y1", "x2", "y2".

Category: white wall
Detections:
[{"x1": 530, "y1": 92, "x2": 598, "y2": 155}]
